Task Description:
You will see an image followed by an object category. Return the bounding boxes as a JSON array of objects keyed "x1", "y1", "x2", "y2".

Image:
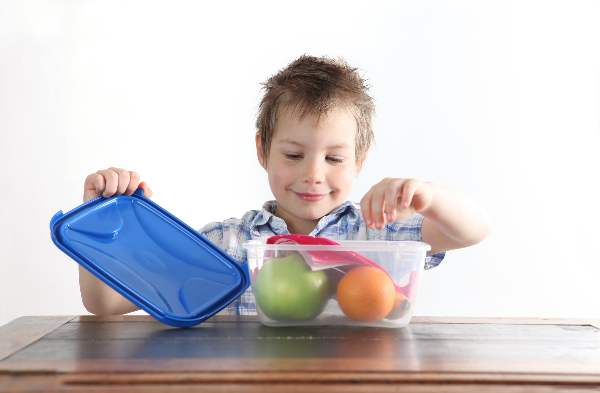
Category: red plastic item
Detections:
[{"x1": 266, "y1": 234, "x2": 415, "y2": 297}]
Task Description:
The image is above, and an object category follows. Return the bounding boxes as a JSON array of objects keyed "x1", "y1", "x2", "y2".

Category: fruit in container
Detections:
[
  {"x1": 253, "y1": 253, "x2": 330, "y2": 321},
  {"x1": 336, "y1": 266, "x2": 395, "y2": 322}
]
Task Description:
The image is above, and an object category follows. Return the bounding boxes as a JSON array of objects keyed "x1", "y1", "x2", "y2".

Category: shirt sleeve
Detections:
[
  {"x1": 387, "y1": 214, "x2": 446, "y2": 270},
  {"x1": 198, "y1": 219, "x2": 248, "y2": 263},
  {"x1": 198, "y1": 221, "x2": 239, "y2": 316},
  {"x1": 198, "y1": 221, "x2": 224, "y2": 251},
  {"x1": 198, "y1": 220, "x2": 249, "y2": 316}
]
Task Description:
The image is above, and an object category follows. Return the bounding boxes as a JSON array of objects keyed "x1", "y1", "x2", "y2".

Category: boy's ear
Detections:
[{"x1": 255, "y1": 132, "x2": 266, "y2": 169}]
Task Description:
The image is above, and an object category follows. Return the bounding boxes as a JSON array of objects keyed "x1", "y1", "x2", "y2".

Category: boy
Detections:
[{"x1": 79, "y1": 55, "x2": 490, "y2": 316}]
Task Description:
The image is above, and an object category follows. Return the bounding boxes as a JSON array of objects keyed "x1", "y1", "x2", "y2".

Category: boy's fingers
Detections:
[
  {"x1": 393, "y1": 180, "x2": 418, "y2": 221},
  {"x1": 111, "y1": 167, "x2": 130, "y2": 195},
  {"x1": 400, "y1": 179, "x2": 417, "y2": 209},
  {"x1": 139, "y1": 181, "x2": 153, "y2": 198},
  {"x1": 83, "y1": 173, "x2": 105, "y2": 202},
  {"x1": 85, "y1": 168, "x2": 149, "y2": 201},
  {"x1": 360, "y1": 189, "x2": 373, "y2": 226},
  {"x1": 125, "y1": 171, "x2": 141, "y2": 195},
  {"x1": 383, "y1": 182, "x2": 402, "y2": 222},
  {"x1": 370, "y1": 186, "x2": 386, "y2": 228},
  {"x1": 98, "y1": 168, "x2": 119, "y2": 197}
]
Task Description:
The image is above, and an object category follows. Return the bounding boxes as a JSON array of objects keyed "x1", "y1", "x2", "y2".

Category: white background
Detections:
[{"x1": 1, "y1": 0, "x2": 599, "y2": 327}]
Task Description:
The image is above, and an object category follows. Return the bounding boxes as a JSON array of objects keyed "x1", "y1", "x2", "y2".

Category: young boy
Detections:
[{"x1": 79, "y1": 55, "x2": 490, "y2": 316}]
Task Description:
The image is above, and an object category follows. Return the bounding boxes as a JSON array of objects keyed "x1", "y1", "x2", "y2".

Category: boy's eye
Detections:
[
  {"x1": 283, "y1": 153, "x2": 344, "y2": 163},
  {"x1": 326, "y1": 156, "x2": 344, "y2": 163}
]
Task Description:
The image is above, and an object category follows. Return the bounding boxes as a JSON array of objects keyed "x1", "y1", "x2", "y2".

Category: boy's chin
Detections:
[{"x1": 293, "y1": 202, "x2": 339, "y2": 220}]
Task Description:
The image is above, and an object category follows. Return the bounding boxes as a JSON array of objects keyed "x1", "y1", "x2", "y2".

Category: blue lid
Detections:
[{"x1": 50, "y1": 188, "x2": 250, "y2": 328}]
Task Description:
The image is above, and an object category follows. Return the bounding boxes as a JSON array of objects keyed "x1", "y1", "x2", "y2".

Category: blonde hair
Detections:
[{"x1": 256, "y1": 55, "x2": 375, "y2": 164}]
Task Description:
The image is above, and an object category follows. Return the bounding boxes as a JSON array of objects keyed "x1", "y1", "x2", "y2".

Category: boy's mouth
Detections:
[{"x1": 294, "y1": 192, "x2": 326, "y2": 202}]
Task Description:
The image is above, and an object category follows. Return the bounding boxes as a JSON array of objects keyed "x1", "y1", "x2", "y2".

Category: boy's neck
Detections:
[{"x1": 274, "y1": 205, "x2": 318, "y2": 235}]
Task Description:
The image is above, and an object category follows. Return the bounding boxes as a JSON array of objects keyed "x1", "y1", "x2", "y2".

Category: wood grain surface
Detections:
[{"x1": 1, "y1": 315, "x2": 599, "y2": 392}]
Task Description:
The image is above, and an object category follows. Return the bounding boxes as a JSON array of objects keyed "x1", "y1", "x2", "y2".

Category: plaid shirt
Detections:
[{"x1": 199, "y1": 200, "x2": 445, "y2": 315}]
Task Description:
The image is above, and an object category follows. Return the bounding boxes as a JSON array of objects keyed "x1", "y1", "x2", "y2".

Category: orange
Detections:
[{"x1": 336, "y1": 266, "x2": 395, "y2": 322}]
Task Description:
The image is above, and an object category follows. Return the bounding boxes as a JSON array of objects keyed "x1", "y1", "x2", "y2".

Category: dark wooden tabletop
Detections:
[{"x1": 0, "y1": 315, "x2": 599, "y2": 392}]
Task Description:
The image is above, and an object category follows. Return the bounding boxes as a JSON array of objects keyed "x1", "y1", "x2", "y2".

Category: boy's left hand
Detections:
[{"x1": 360, "y1": 178, "x2": 434, "y2": 229}]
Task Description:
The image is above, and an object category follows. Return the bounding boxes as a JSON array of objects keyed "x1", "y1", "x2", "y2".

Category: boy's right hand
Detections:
[
  {"x1": 79, "y1": 167, "x2": 150, "y2": 316},
  {"x1": 83, "y1": 167, "x2": 153, "y2": 202}
]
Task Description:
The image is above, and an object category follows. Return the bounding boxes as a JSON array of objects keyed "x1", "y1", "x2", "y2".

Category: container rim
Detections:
[{"x1": 242, "y1": 239, "x2": 431, "y2": 252}]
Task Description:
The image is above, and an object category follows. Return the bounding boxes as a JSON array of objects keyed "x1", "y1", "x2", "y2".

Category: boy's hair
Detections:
[{"x1": 256, "y1": 55, "x2": 375, "y2": 164}]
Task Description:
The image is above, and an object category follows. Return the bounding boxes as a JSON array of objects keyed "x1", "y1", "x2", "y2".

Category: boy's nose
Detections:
[{"x1": 303, "y1": 161, "x2": 324, "y2": 184}]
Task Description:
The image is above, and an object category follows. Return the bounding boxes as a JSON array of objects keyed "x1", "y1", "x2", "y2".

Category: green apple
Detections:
[{"x1": 253, "y1": 253, "x2": 330, "y2": 321}]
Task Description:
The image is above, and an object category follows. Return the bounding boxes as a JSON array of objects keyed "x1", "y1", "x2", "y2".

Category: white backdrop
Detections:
[{"x1": 1, "y1": 0, "x2": 599, "y2": 327}]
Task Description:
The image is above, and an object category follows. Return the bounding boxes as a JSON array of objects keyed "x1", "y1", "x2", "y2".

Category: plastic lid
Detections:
[{"x1": 50, "y1": 188, "x2": 250, "y2": 328}]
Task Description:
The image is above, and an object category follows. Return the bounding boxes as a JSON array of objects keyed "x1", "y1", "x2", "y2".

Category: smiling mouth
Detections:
[{"x1": 294, "y1": 192, "x2": 327, "y2": 201}]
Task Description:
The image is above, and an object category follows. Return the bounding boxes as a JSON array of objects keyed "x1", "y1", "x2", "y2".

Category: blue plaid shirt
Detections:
[{"x1": 199, "y1": 200, "x2": 445, "y2": 315}]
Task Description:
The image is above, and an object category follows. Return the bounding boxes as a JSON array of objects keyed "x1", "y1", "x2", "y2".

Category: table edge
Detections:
[
  {"x1": 69, "y1": 314, "x2": 600, "y2": 329},
  {"x1": 1, "y1": 314, "x2": 597, "y2": 363}
]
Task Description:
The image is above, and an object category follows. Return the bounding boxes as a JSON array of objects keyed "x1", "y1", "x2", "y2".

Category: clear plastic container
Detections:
[{"x1": 243, "y1": 239, "x2": 431, "y2": 328}]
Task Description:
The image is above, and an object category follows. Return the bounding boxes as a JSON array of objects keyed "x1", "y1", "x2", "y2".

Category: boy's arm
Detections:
[
  {"x1": 421, "y1": 184, "x2": 491, "y2": 255},
  {"x1": 361, "y1": 178, "x2": 490, "y2": 255},
  {"x1": 79, "y1": 266, "x2": 140, "y2": 315}
]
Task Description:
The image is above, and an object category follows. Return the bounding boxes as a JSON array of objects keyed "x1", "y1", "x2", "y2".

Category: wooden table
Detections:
[{"x1": 0, "y1": 315, "x2": 599, "y2": 392}]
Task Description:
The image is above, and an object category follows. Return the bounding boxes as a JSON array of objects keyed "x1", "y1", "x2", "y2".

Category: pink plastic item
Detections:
[{"x1": 266, "y1": 234, "x2": 415, "y2": 297}]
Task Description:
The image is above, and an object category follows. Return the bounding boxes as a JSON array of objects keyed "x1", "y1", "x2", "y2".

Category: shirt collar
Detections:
[{"x1": 250, "y1": 200, "x2": 360, "y2": 235}]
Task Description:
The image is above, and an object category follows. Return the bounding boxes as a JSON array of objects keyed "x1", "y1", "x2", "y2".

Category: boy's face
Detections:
[{"x1": 256, "y1": 106, "x2": 363, "y2": 234}]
